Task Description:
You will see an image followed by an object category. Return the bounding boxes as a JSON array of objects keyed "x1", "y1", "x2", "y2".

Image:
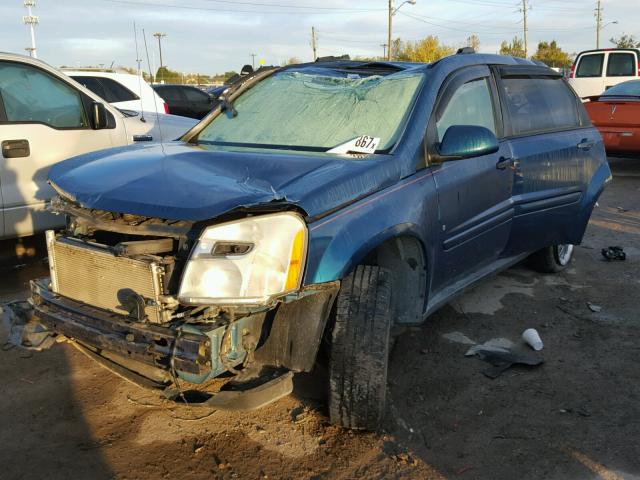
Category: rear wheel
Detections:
[
  {"x1": 328, "y1": 265, "x2": 392, "y2": 430},
  {"x1": 529, "y1": 243, "x2": 574, "y2": 273}
]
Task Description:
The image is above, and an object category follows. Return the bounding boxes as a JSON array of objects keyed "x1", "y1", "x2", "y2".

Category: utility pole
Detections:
[
  {"x1": 153, "y1": 32, "x2": 166, "y2": 82},
  {"x1": 23, "y1": 0, "x2": 38, "y2": 58},
  {"x1": 595, "y1": 0, "x2": 602, "y2": 49},
  {"x1": 387, "y1": 1, "x2": 416, "y2": 61},
  {"x1": 381, "y1": 43, "x2": 388, "y2": 59},
  {"x1": 251, "y1": 53, "x2": 256, "y2": 69},
  {"x1": 311, "y1": 27, "x2": 317, "y2": 61},
  {"x1": 520, "y1": 0, "x2": 529, "y2": 58},
  {"x1": 387, "y1": 0, "x2": 393, "y2": 60}
]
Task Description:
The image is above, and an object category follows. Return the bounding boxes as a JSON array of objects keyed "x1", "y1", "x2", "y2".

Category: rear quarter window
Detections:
[
  {"x1": 501, "y1": 77, "x2": 580, "y2": 136},
  {"x1": 606, "y1": 53, "x2": 636, "y2": 77},
  {"x1": 576, "y1": 54, "x2": 604, "y2": 78}
]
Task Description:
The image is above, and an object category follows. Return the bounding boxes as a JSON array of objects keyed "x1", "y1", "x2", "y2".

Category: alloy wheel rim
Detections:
[{"x1": 557, "y1": 244, "x2": 574, "y2": 266}]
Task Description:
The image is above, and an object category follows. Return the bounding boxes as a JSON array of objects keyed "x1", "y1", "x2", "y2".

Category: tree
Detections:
[
  {"x1": 285, "y1": 57, "x2": 302, "y2": 65},
  {"x1": 500, "y1": 37, "x2": 526, "y2": 58},
  {"x1": 155, "y1": 66, "x2": 182, "y2": 83},
  {"x1": 532, "y1": 40, "x2": 572, "y2": 68},
  {"x1": 392, "y1": 35, "x2": 454, "y2": 63},
  {"x1": 610, "y1": 34, "x2": 640, "y2": 48},
  {"x1": 467, "y1": 34, "x2": 480, "y2": 52}
]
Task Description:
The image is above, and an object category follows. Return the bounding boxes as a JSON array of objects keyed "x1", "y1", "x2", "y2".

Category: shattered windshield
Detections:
[{"x1": 196, "y1": 67, "x2": 424, "y2": 153}]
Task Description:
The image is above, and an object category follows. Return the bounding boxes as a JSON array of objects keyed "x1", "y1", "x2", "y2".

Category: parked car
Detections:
[
  {"x1": 18, "y1": 53, "x2": 610, "y2": 430},
  {"x1": 568, "y1": 48, "x2": 640, "y2": 99},
  {"x1": 584, "y1": 79, "x2": 640, "y2": 156},
  {"x1": 152, "y1": 84, "x2": 216, "y2": 119},
  {"x1": 206, "y1": 85, "x2": 226, "y2": 100},
  {"x1": 64, "y1": 69, "x2": 170, "y2": 114},
  {"x1": 0, "y1": 53, "x2": 197, "y2": 239}
]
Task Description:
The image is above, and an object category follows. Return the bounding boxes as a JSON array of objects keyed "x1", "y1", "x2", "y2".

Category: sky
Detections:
[{"x1": 0, "y1": 0, "x2": 636, "y2": 76}]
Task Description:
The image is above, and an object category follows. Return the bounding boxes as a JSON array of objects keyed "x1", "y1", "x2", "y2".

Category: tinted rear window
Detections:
[
  {"x1": 606, "y1": 53, "x2": 636, "y2": 77},
  {"x1": 73, "y1": 76, "x2": 138, "y2": 103},
  {"x1": 502, "y1": 77, "x2": 579, "y2": 136},
  {"x1": 576, "y1": 54, "x2": 604, "y2": 78},
  {"x1": 602, "y1": 80, "x2": 640, "y2": 96},
  {"x1": 155, "y1": 86, "x2": 183, "y2": 102},
  {"x1": 183, "y1": 87, "x2": 210, "y2": 103},
  {"x1": 98, "y1": 77, "x2": 139, "y2": 102}
]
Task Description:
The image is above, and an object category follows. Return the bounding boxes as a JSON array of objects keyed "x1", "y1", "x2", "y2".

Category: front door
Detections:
[
  {"x1": 427, "y1": 66, "x2": 514, "y2": 294},
  {"x1": 0, "y1": 60, "x2": 119, "y2": 238}
]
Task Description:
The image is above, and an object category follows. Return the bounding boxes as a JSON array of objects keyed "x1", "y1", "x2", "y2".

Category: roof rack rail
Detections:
[{"x1": 315, "y1": 54, "x2": 350, "y2": 63}]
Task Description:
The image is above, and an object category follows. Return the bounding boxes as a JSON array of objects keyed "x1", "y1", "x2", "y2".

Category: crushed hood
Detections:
[{"x1": 48, "y1": 142, "x2": 402, "y2": 221}]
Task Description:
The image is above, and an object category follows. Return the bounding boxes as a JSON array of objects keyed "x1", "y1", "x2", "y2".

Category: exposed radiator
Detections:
[{"x1": 45, "y1": 231, "x2": 168, "y2": 323}]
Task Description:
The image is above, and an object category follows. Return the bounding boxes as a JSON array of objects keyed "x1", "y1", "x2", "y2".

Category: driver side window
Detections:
[
  {"x1": 436, "y1": 78, "x2": 496, "y2": 141},
  {"x1": 0, "y1": 62, "x2": 87, "y2": 128}
]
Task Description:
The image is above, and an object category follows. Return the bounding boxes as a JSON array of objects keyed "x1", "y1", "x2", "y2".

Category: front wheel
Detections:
[
  {"x1": 328, "y1": 265, "x2": 392, "y2": 430},
  {"x1": 529, "y1": 243, "x2": 574, "y2": 273}
]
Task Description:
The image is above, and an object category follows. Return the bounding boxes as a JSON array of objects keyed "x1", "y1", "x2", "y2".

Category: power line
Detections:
[{"x1": 99, "y1": 0, "x2": 384, "y2": 15}]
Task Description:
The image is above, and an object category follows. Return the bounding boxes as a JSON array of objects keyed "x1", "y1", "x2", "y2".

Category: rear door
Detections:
[
  {"x1": 496, "y1": 65, "x2": 601, "y2": 254},
  {"x1": 427, "y1": 65, "x2": 514, "y2": 292},
  {"x1": 604, "y1": 51, "x2": 638, "y2": 90},
  {"x1": 573, "y1": 52, "x2": 606, "y2": 98},
  {"x1": 0, "y1": 61, "x2": 122, "y2": 238}
]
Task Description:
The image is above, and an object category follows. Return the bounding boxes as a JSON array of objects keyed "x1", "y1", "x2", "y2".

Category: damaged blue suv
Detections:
[{"x1": 26, "y1": 52, "x2": 610, "y2": 430}]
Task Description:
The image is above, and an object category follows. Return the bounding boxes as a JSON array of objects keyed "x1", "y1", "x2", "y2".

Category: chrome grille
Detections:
[{"x1": 46, "y1": 231, "x2": 165, "y2": 323}]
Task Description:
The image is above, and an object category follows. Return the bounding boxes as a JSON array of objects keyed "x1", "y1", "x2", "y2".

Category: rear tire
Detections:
[
  {"x1": 329, "y1": 265, "x2": 392, "y2": 430},
  {"x1": 529, "y1": 244, "x2": 574, "y2": 273}
]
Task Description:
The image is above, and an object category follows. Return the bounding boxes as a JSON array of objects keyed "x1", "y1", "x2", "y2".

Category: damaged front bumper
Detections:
[{"x1": 18, "y1": 278, "x2": 338, "y2": 409}]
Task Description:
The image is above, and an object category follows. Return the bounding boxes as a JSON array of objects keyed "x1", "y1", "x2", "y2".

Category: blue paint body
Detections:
[{"x1": 48, "y1": 54, "x2": 610, "y2": 321}]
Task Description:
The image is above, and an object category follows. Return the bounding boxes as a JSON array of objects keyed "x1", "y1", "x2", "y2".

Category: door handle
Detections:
[
  {"x1": 133, "y1": 134, "x2": 153, "y2": 142},
  {"x1": 1, "y1": 139, "x2": 30, "y2": 158},
  {"x1": 496, "y1": 157, "x2": 513, "y2": 170},
  {"x1": 577, "y1": 139, "x2": 595, "y2": 151}
]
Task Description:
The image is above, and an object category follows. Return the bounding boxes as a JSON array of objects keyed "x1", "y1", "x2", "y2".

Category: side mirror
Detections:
[
  {"x1": 437, "y1": 125, "x2": 499, "y2": 160},
  {"x1": 91, "y1": 102, "x2": 108, "y2": 130}
]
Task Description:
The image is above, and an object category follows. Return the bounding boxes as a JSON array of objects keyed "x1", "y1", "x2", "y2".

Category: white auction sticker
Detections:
[{"x1": 327, "y1": 135, "x2": 381, "y2": 155}]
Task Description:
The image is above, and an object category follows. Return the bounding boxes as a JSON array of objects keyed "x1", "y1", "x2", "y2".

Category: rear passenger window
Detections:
[
  {"x1": 436, "y1": 78, "x2": 496, "y2": 140},
  {"x1": 97, "y1": 78, "x2": 139, "y2": 102},
  {"x1": 576, "y1": 54, "x2": 604, "y2": 78},
  {"x1": 502, "y1": 77, "x2": 579, "y2": 136},
  {"x1": 607, "y1": 53, "x2": 636, "y2": 77}
]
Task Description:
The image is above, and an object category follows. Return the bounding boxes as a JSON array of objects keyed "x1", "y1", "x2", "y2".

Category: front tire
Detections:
[
  {"x1": 328, "y1": 265, "x2": 392, "y2": 430},
  {"x1": 529, "y1": 244, "x2": 574, "y2": 273}
]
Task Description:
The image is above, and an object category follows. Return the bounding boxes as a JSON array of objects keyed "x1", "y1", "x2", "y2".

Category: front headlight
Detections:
[{"x1": 178, "y1": 212, "x2": 307, "y2": 305}]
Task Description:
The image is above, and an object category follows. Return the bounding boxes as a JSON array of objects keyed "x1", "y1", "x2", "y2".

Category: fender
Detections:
[
  {"x1": 569, "y1": 159, "x2": 612, "y2": 244},
  {"x1": 303, "y1": 168, "x2": 439, "y2": 285}
]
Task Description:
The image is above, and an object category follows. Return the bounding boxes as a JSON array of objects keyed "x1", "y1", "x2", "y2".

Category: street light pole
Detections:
[
  {"x1": 23, "y1": 0, "x2": 39, "y2": 58},
  {"x1": 153, "y1": 32, "x2": 166, "y2": 81},
  {"x1": 387, "y1": 0, "x2": 416, "y2": 61}
]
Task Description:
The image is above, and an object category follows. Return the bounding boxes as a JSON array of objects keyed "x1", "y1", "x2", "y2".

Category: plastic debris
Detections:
[
  {"x1": 1, "y1": 301, "x2": 55, "y2": 351},
  {"x1": 522, "y1": 328, "x2": 544, "y2": 351},
  {"x1": 466, "y1": 341, "x2": 543, "y2": 379},
  {"x1": 587, "y1": 302, "x2": 602, "y2": 313},
  {"x1": 601, "y1": 246, "x2": 626, "y2": 261}
]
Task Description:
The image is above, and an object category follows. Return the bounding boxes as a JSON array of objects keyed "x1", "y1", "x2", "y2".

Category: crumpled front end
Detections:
[{"x1": 21, "y1": 196, "x2": 338, "y2": 408}]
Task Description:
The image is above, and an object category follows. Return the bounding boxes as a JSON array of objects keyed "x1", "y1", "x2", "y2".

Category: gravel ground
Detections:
[{"x1": 1, "y1": 158, "x2": 638, "y2": 480}]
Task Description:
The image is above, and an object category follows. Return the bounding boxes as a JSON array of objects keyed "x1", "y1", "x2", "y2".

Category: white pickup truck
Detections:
[
  {"x1": 0, "y1": 52, "x2": 197, "y2": 239},
  {"x1": 568, "y1": 48, "x2": 640, "y2": 99}
]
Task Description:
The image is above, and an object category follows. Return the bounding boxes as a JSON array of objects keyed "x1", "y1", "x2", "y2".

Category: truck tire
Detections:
[
  {"x1": 529, "y1": 244, "x2": 574, "y2": 273},
  {"x1": 329, "y1": 265, "x2": 392, "y2": 430}
]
